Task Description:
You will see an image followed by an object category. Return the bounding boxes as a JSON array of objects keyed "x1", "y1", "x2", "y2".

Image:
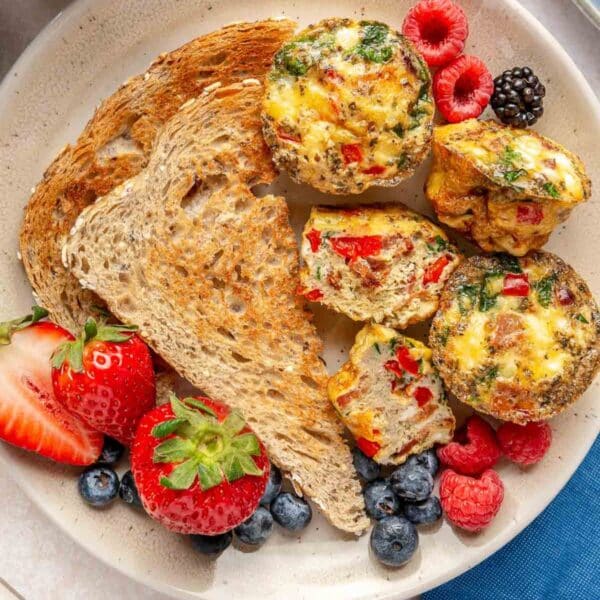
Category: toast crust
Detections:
[{"x1": 20, "y1": 19, "x2": 295, "y2": 332}]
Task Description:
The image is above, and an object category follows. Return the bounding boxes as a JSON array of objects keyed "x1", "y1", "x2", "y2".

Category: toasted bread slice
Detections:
[
  {"x1": 20, "y1": 19, "x2": 295, "y2": 333},
  {"x1": 62, "y1": 81, "x2": 369, "y2": 535}
]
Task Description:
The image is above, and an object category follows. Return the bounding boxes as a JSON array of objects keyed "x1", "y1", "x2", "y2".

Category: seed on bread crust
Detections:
[{"x1": 430, "y1": 252, "x2": 600, "y2": 423}]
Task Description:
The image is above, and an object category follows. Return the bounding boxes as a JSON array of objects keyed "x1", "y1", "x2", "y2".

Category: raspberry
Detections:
[
  {"x1": 433, "y1": 55, "x2": 493, "y2": 123},
  {"x1": 437, "y1": 415, "x2": 501, "y2": 475},
  {"x1": 402, "y1": 0, "x2": 469, "y2": 67},
  {"x1": 440, "y1": 469, "x2": 504, "y2": 532},
  {"x1": 497, "y1": 421, "x2": 552, "y2": 466}
]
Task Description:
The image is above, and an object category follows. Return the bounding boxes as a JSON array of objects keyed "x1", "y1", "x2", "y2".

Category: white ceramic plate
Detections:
[
  {"x1": 0, "y1": 1, "x2": 599, "y2": 599},
  {"x1": 572, "y1": 0, "x2": 600, "y2": 29}
]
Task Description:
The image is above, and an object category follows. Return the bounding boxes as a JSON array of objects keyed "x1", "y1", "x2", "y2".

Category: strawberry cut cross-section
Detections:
[{"x1": 0, "y1": 311, "x2": 103, "y2": 465}]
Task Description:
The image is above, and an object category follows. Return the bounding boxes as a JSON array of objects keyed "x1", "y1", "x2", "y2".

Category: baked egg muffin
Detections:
[
  {"x1": 298, "y1": 204, "x2": 462, "y2": 329},
  {"x1": 262, "y1": 18, "x2": 434, "y2": 194},
  {"x1": 426, "y1": 119, "x2": 591, "y2": 256},
  {"x1": 328, "y1": 323, "x2": 455, "y2": 465},
  {"x1": 430, "y1": 252, "x2": 600, "y2": 423}
]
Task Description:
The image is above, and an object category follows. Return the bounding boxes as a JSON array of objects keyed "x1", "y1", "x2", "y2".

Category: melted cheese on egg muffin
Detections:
[
  {"x1": 426, "y1": 120, "x2": 591, "y2": 255},
  {"x1": 430, "y1": 252, "x2": 600, "y2": 423},
  {"x1": 262, "y1": 18, "x2": 434, "y2": 194}
]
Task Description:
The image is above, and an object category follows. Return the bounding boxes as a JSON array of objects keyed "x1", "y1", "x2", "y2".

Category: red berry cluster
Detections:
[
  {"x1": 402, "y1": 0, "x2": 493, "y2": 123},
  {"x1": 437, "y1": 415, "x2": 552, "y2": 531}
]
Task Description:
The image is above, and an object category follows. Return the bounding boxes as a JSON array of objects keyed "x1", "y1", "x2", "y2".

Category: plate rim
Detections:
[
  {"x1": 571, "y1": 0, "x2": 600, "y2": 29},
  {"x1": 0, "y1": 1, "x2": 599, "y2": 598}
]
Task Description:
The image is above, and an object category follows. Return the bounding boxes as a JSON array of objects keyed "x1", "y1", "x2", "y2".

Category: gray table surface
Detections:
[{"x1": 0, "y1": 1, "x2": 598, "y2": 599}]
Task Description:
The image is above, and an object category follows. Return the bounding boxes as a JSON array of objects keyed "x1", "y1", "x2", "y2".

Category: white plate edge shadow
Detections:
[{"x1": 0, "y1": 1, "x2": 599, "y2": 599}]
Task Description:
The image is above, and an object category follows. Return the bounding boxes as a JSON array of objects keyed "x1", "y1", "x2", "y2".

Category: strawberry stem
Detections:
[
  {"x1": 153, "y1": 394, "x2": 263, "y2": 491},
  {"x1": 0, "y1": 306, "x2": 49, "y2": 345}
]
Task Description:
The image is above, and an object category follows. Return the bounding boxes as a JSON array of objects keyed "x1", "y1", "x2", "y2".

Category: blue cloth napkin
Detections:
[{"x1": 424, "y1": 435, "x2": 600, "y2": 600}]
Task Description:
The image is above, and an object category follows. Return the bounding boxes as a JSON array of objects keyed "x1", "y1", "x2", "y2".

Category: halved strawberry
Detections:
[
  {"x1": 132, "y1": 394, "x2": 269, "y2": 535},
  {"x1": 433, "y1": 55, "x2": 493, "y2": 122},
  {"x1": 402, "y1": 0, "x2": 469, "y2": 67},
  {"x1": 0, "y1": 308, "x2": 103, "y2": 465},
  {"x1": 52, "y1": 318, "x2": 156, "y2": 446}
]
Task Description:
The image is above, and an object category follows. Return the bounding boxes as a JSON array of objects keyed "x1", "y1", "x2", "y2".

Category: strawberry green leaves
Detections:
[
  {"x1": 51, "y1": 335, "x2": 85, "y2": 372},
  {"x1": 0, "y1": 306, "x2": 49, "y2": 345},
  {"x1": 51, "y1": 316, "x2": 138, "y2": 372},
  {"x1": 197, "y1": 463, "x2": 224, "y2": 490},
  {"x1": 153, "y1": 437, "x2": 196, "y2": 462},
  {"x1": 153, "y1": 394, "x2": 263, "y2": 492},
  {"x1": 151, "y1": 418, "x2": 187, "y2": 438},
  {"x1": 160, "y1": 459, "x2": 199, "y2": 490},
  {"x1": 180, "y1": 396, "x2": 217, "y2": 418},
  {"x1": 88, "y1": 319, "x2": 138, "y2": 343}
]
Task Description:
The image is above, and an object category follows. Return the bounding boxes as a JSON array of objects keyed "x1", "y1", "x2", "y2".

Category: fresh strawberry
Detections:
[
  {"x1": 433, "y1": 55, "x2": 493, "y2": 122},
  {"x1": 0, "y1": 307, "x2": 103, "y2": 465},
  {"x1": 402, "y1": 0, "x2": 469, "y2": 67},
  {"x1": 51, "y1": 318, "x2": 156, "y2": 446},
  {"x1": 131, "y1": 394, "x2": 269, "y2": 535}
]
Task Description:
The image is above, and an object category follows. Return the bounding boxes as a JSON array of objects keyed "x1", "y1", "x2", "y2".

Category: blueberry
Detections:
[
  {"x1": 118, "y1": 470, "x2": 142, "y2": 508},
  {"x1": 260, "y1": 464, "x2": 282, "y2": 506},
  {"x1": 352, "y1": 447, "x2": 381, "y2": 482},
  {"x1": 403, "y1": 496, "x2": 442, "y2": 525},
  {"x1": 234, "y1": 506, "x2": 274, "y2": 545},
  {"x1": 78, "y1": 466, "x2": 119, "y2": 507},
  {"x1": 404, "y1": 449, "x2": 439, "y2": 477},
  {"x1": 97, "y1": 437, "x2": 124, "y2": 465},
  {"x1": 370, "y1": 516, "x2": 418, "y2": 567},
  {"x1": 389, "y1": 464, "x2": 433, "y2": 502},
  {"x1": 363, "y1": 479, "x2": 401, "y2": 520},
  {"x1": 190, "y1": 532, "x2": 232, "y2": 557},
  {"x1": 270, "y1": 492, "x2": 312, "y2": 531}
]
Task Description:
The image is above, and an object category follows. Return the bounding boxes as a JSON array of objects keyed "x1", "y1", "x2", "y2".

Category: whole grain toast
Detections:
[
  {"x1": 20, "y1": 19, "x2": 295, "y2": 333},
  {"x1": 62, "y1": 81, "x2": 369, "y2": 535}
]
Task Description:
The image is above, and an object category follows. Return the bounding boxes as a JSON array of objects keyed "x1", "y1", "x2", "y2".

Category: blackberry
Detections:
[{"x1": 490, "y1": 66, "x2": 545, "y2": 127}]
